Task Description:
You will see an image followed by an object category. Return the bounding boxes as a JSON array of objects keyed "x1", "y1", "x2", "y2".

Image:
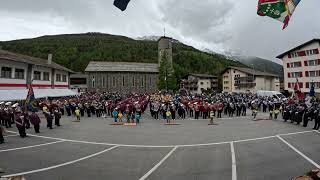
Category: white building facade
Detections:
[
  {"x1": 277, "y1": 39, "x2": 320, "y2": 94},
  {"x1": 222, "y1": 67, "x2": 280, "y2": 93},
  {"x1": 0, "y1": 50, "x2": 73, "y2": 90}
]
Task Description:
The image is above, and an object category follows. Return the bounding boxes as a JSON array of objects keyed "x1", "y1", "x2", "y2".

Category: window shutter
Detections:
[
  {"x1": 317, "y1": 59, "x2": 320, "y2": 65},
  {"x1": 288, "y1": 73, "x2": 291, "y2": 78},
  {"x1": 299, "y1": 72, "x2": 303, "y2": 77},
  {"x1": 288, "y1": 53, "x2": 292, "y2": 58},
  {"x1": 298, "y1": 51, "x2": 306, "y2": 56},
  {"x1": 287, "y1": 63, "x2": 290, "y2": 68},
  {"x1": 315, "y1": 49, "x2": 319, "y2": 54},
  {"x1": 298, "y1": 62, "x2": 302, "y2": 67},
  {"x1": 288, "y1": 83, "x2": 291, "y2": 88},
  {"x1": 305, "y1": 71, "x2": 309, "y2": 77},
  {"x1": 304, "y1": 61, "x2": 308, "y2": 66},
  {"x1": 306, "y1": 82, "x2": 309, "y2": 88}
]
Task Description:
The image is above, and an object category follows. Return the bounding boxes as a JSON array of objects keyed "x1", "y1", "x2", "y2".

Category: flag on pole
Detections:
[
  {"x1": 309, "y1": 82, "x2": 315, "y2": 97},
  {"x1": 257, "y1": 0, "x2": 302, "y2": 29},
  {"x1": 114, "y1": 0, "x2": 131, "y2": 11},
  {"x1": 293, "y1": 78, "x2": 304, "y2": 100},
  {"x1": 25, "y1": 86, "x2": 38, "y2": 112}
]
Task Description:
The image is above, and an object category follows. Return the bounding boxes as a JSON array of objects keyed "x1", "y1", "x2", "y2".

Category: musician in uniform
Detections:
[
  {"x1": 54, "y1": 107, "x2": 62, "y2": 126},
  {"x1": 0, "y1": 123, "x2": 4, "y2": 143},
  {"x1": 14, "y1": 107, "x2": 27, "y2": 138},
  {"x1": 44, "y1": 111, "x2": 53, "y2": 129},
  {"x1": 29, "y1": 111, "x2": 41, "y2": 133}
]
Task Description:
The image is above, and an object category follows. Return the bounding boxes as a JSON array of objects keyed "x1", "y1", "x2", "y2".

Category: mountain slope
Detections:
[
  {"x1": 0, "y1": 33, "x2": 243, "y2": 82},
  {"x1": 231, "y1": 56, "x2": 284, "y2": 80}
]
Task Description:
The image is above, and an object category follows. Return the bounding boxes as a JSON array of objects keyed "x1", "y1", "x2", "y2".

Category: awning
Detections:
[{"x1": 0, "y1": 89, "x2": 78, "y2": 101}]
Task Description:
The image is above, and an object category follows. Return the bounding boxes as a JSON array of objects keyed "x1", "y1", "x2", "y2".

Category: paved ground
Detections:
[{"x1": 0, "y1": 111, "x2": 319, "y2": 180}]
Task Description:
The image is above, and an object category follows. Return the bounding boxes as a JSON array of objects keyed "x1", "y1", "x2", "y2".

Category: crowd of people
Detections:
[{"x1": 1, "y1": 91, "x2": 320, "y2": 144}]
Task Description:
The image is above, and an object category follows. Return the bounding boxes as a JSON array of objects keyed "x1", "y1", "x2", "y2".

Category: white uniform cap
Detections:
[
  {"x1": 5, "y1": 102, "x2": 12, "y2": 106},
  {"x1": 12, "y1": 103, "x2": 19, "y2": 108},
  {"x1": 0, "y1": 102, "x2": 4, "y2": 105}
]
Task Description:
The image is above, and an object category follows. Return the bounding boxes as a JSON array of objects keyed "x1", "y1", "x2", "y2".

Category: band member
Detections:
[
  {"x1": 15, "y1": 108, "x2": 27, "y2": 138},
  {"x1": 75, "y1": 107, "x2": 81, "y2": 121},
  {"x1": 0, "y1": 123, "x2": 4, "y2": 144},
  {"x1": 30, "y1": 111, "x2": 41, "y2": 133},
  {"x1": 54, "y1": 108, "x2": 62, "y2": 126},
  {"x1": 44, "y1": 112, "x2": 53, "y2": 129}
]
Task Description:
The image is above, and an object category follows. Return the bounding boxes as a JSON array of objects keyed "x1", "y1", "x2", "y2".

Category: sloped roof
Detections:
[
  {"x1": 0, "y1": 49, "x2": 74, "y2": 73},
  {"x1": 189, "y1": 74, "x2": 217, "y2": 78},
  {"x1": 276, "y1": 39, "x2": 320, "y2": 59},
  {"x1": 85, "y1": 61, "x2": 159, "y2": 73},
  {"x1": 224, "y1": 66, "x2": 279, "y2": 77}
]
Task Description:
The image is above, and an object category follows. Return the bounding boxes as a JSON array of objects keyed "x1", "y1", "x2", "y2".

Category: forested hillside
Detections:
[{"x1": 0, "y1": 32, "x2": 243, "y2": 81}]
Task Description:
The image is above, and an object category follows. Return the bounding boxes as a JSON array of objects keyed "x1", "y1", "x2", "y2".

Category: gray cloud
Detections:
[{"x1": 0, "y1": 0, "x2": 319, "y2": 63}]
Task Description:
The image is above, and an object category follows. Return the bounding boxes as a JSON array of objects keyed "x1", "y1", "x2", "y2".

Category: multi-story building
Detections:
[
  {"x1": 277, "y1": 39, "x2": 320, "y2": 94},
  {"x1": 180, "y1": 74, "x2": 218, "y2": 94},
  {"x1": 222, "y1": 67, "x2": 280, "y2": 93},
  {"x1": 0, "y1": 49, "x2": 73, "y2": 90}
]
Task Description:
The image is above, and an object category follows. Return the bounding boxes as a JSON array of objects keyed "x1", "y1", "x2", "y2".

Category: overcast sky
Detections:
[{"x1": 0, "y1": 0, "x2": 319, "y2": 63}]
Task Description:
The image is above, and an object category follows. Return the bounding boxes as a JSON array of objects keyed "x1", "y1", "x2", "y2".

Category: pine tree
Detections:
[{"x1": 158, "y1": 52, "x2": 177, "y2": 91}]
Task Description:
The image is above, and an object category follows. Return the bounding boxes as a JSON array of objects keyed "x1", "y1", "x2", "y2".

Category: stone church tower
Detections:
[{"x1": 158, "y1": 36, "x2": 173, "y2": 65}]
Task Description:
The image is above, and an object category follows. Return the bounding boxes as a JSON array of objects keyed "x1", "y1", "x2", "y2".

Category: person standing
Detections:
[
  {"x1": 15, "y1": 108, "x2": 27, "y2": 138},
  {"x1": 29, "y1": 111, "x2": 41, "y2": 133},
  {"x1": 44, "y1": 112, "x2": 53, "y2": 129},
  {"x1": 0, "y1": 123, "x2": 4, "y2": 143},
  {"x1": 112, "y1": 109, "x2": 118, "y2": 123},
  {"x1": 75, "y1": 107, "x2": 81, "y2": 122},
  {"x1": 54, "y1": 108, "x2": 62, "y2": 126}
]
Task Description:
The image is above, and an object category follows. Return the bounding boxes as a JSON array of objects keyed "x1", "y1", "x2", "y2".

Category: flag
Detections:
[
  {"x1": 114, "y1": 0, "x2": 131, "y2": 11},
  {"x1": 309, "y1": 82, "x2": 315, "y2": 97},
  {"x1": 293, "y1": 78, "x2": 304, "y2": 100},
  {"x1": 25, "y1": 86, "x2": 38, "y2": 112},
  {"x1": 257, "y1": 0, "x2": 302, "y2": 29}
]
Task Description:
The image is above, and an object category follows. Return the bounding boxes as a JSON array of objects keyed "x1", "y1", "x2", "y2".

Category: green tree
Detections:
[{"x1": 158, "y1": 52, "x2": 177, "y2": 91}]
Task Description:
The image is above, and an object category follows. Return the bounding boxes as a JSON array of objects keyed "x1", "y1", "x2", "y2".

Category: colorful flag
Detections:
[
  {"x1": 25, "y1": 86, "x2": 38, "y2": 112},
  {"x1": 114, "y1": 0, "x2": 131, "y2": 11},
  {"x1": 293, "y1": 78, "x2": 304, "y2": 100},
  {"x1": 257, "y1": 0, "x2": 302, "y2": 29}
]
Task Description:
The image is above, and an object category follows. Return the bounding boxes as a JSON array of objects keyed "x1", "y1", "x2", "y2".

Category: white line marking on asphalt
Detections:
[
  {"x1": 139, "y1": 146, "x2": 178, "y2": 180},
  {"x1": 1, "y1": 145, "x2": 119, "y2": 178},
  {"x1": 0, "y1": 141, "x2": 65, "y2": 153},
  {"x1": 276, "y1": 135, "x2": 320, "y2": 169},
  {"x1": 5, "y1": 130, "x2": 318, "y2": 148},
  {"x1": 278, "y1": 130, "x2": 315, "y2": 136},
  {"x1": 230, "y1": 142, "x2": 237, "y2": 180},
  {"x1": 4, "y1": 134, "x2": 18, "y2": 137},
  {"x1": 314, "y1": 130, "x2": 320, "y2": 134}
]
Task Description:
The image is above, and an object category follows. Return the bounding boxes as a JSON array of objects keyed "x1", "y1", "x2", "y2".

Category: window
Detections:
[
  {"x1": 92, "y1": 76, "x2": 95, "y2": 88},
  {"x1": 62, "y1": 75, "x2": 67, "y2": 82},
  {"x1": 149, "y1": 77, "x2": 152, "y2": 85},
  {"x1": 308, "y1": 71, "x2": 319, "y2": 77},
  {"x1": 291, "y1": 52, "x2": 299, "y2": 58},
  {"x1": 122, "y1": 76, "x2": 125, "y2": 87},
  {"x1": 289, "y1": 62, "x2": 302, "y2": 68},
  {"x1": 289, "y1": 72, "x2": 302, "y2": 78},
  {"x1": 43, "y1": 72, "x2": 50, "y2": 81},
  {"x1": 34, "y1": 71, "x2": 41, "y2": 80},
  {"x1": 200, "y1": 82, "x2": 204, "y2": 85},
  {"x1": 112, "y1": 77, "x2": 116, "y2": 87},
  {"x1": 141, "y1": 77, "x2": 144, "y2": 87},
  {"x1": 132, "y1": 77, "x2": 135, "y2": 87},
  {"x1": 224, "y1": 76, "x2": 228, "y2": 79},
  {"x1": 1, "y1": 67, "x2": 12, "y2": 78},
  {"x1": 224, "y1": 81, "x2": 229, "y2": 84},
  {"x1": 14, "y1": 68, "x2": 24, "y2": 79}
]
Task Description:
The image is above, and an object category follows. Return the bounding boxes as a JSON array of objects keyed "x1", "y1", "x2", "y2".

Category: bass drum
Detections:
[{"x1": 291, "y1": 176, "x2": 312, "y2": 180}]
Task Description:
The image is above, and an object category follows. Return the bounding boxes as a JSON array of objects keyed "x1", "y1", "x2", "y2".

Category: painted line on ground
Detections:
[
  {"x1": 276, "y1": 135, "x2": 320, "y2": 169},
  {"x1": 314, "y1": 130, "x2": 320, "y2": 134},
  {"x1": 139, "y1": 146, "x2": 178, "y2": 180},
  {"x1": 0, "y1": 141, "x2": 65, "y2": 153},
  {"x1": 230, "y1": 142, "x2": 237, "y2": 180},
  {"x1": 4, "y1": 134, "x2": 18, "y2": 137},
  {"x1": 5, "y1": 130, "x2": 317, "y2": 148},
  {"x1": 1, "y1": 145, "x2": 119, "y2": 178},
  {"x1": 278, "y1": 130, "x2": 315, "y2": 136}
]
